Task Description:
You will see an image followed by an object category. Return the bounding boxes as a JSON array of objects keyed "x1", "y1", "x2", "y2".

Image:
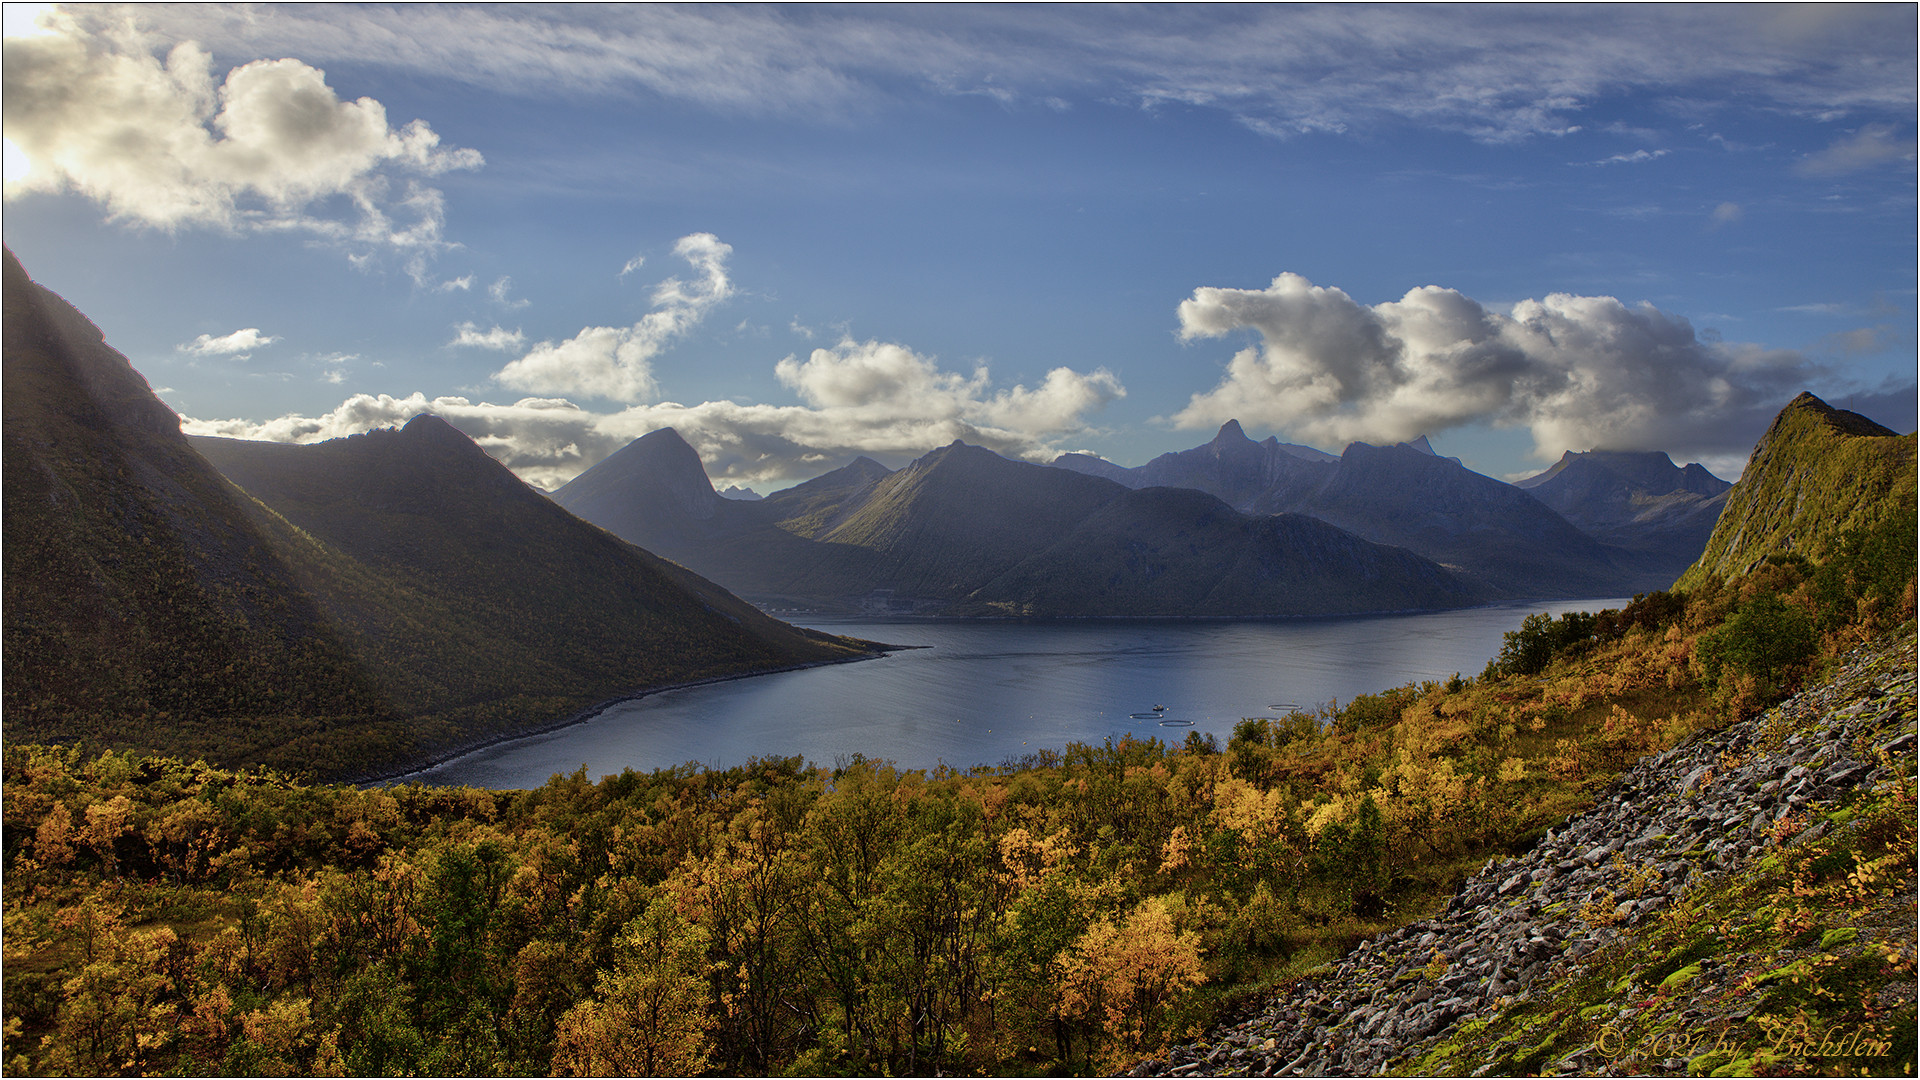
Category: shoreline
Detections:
[
  {"x1": 351, "y1": 598, "x2": 1625, "y2": 788},
  {"x1": 352, "y1": 648, "x2": 899, "y2": 788},
  {"x1": 786, "y1": 596, "x2": 1634, "y2": 625}
]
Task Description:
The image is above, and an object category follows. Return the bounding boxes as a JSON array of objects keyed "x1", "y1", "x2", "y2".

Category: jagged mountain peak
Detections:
[
  {"x1": 1782, "y1": 389, "x2": 1901, "y2": 439},
  {"x1": 1520, "y1": 448, "x2": 1729, "y2": 499},
  {"x1": 1211, "y1": 419, "x2": 1252, "y2": 446},
  {"x1": 1680, "y1": 391, "x2": 1915, "y2": 585}
]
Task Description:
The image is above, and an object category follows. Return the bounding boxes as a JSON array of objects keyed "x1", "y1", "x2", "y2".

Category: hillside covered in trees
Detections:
[{"x1": 5, "y1": 458, "x2": 1912, "y2": 1073}]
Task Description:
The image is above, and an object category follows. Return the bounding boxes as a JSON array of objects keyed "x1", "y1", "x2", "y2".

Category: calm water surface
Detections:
[{"x1": 413, "y1": 600, "x2": 1623, "y2": 789}]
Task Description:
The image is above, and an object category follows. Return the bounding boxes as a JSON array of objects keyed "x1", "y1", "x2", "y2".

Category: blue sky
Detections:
[{"x1": 4, "y1": 3, "x2": 1914, "y2": 490}]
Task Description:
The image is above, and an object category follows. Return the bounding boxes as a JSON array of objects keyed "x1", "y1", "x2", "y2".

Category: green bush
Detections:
[
  {"x1": 1696, "y1": 592, "x2": 1817, "y2": 687},
  {"x1": 1484, "y1": 610, "x2": 1598, "y2": 678}
]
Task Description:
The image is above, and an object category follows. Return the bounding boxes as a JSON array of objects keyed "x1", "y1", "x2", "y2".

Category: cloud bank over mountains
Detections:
[
  {"x1": 182, "y1": 336, "x2": 1127, "y2": 492},
  {"x1": 182, "y1": 241, "x2": 1896, "y2": 492},
  {"x1": 1173, "y1": 274, "x2": 1842, "y2": 467}
]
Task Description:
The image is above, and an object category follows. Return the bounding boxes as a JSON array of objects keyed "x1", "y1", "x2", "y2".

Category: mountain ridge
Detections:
[
  {"x1": 552, "y1": 430, "x2": 1484, "y2": 616},
  {"x1": 1051, "y1": 421, "x2": 1687, "y2": 596},
  {"x1": 1678, "y1": 391, "x2": 1916, "y2": 588},
  {"x1": 2, "y1": 246, "x2": 875, "y2": 777}
]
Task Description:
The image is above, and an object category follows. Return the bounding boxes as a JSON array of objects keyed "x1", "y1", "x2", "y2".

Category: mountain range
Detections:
[
  {"x1": 554, "y1": 416, "x2": 1738, "y2": 614},
  {"x1": 2, "y1": 249, "x2": 875, "y2": 777},
  {"x1": 551, "y1": 430, "x2": 1481, "y2": 617},
  {"x1": 1055, "y1": 420, "x2": 1731, "y2": 595}
]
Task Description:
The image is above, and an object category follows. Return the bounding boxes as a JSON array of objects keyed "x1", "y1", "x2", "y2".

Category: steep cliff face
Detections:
[
  {"x1": 1131, "y1": 627, "x2": 1918, "y2": 1078},
  {"x1": 1679, "y1": 393, "x2": 1916, "y2": 588}
]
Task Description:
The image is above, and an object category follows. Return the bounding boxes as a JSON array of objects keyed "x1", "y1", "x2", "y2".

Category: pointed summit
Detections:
[
  {"x1": 1212, "y1": 419, "x2": 1253, "y2": 446},
  {"x1": 552, "y1": 426, "x2": 720, "y2": 527},
  {"x1": 1680, "y1": 392, "x2": 1915, "y2": 585},
  {"x1": 1781, "y1": 390, "x2": 1901, "y2": 439},
  {"x1": 396, "y1": 412, "x2": 480, "y2": 452}
]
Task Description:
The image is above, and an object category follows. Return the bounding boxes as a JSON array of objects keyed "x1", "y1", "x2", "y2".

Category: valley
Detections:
[{"x1": 3, "y1": 249, "x2": 1914, "y2": 1077}]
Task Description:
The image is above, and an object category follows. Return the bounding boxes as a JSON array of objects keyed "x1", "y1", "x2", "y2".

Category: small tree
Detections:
[
  {"x1": 552, "y1": 893, "x2": 715, "y2": 1076},
  {"x1": 1697, "y1": 592, "x2": 1816, "y2": 688}
]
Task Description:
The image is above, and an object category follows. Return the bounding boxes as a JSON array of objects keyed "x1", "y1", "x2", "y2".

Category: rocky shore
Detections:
[{"x1": 1129, "y1": 625, "x2": 1917, "y2": 1077}]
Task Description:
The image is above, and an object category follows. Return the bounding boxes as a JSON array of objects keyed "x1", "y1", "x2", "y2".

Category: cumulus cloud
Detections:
[
  {"x1": 180, "y1": 327, "x2": 277, "y2": 356},
  {"x1": 493, "y1": 233, "x2": 734, "y2": 402},
  {"x1": 1, "y1": 10, "x2": 480, "y2": 266},
  {"x1": 448, "y1": 322, "x2": 527, "y2": 351},
  {"x1": 1795, "y1": 123, "x2": 1914, "y2": 176},
  {"x1": 182, "y1": 338, "x2": 1124, "y2": 491},
  {"x1": 618, "y1": 253, "x2": 646, "y2": 278},
  {"x1": 1172, "y1": 273, "x2": 1826, "y2": 463}
]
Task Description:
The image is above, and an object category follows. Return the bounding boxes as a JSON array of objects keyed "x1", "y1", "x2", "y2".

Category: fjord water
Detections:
[{"x1": 413, "y1": 600, "x2": 1622, "y2": 789}]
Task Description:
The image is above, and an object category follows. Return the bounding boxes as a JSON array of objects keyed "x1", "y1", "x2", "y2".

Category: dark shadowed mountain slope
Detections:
[
  {"x1": 810, "y1": 442, "x2": 1132, "y2": 598},
  {"x1": 549, "y1": 431, "x2": 889, "y2": 604},
  {"x1": 1678, "y1": 392, "x2": 1917, "y2": 588},
  {"x1": 0, "y1": 247, "x2": 874, "y2": 777},
  {"x1": 1515, "y1": 449, "x2": 1731, "y2": 577},
  {"x1": 1288, "y1": 441, "x2": 1656, "y2": 597},
  {"x1": 3, "y1": 248, "x2": 383, "y2": 765},
  {"x1": 757, "y1": 454, "x2": 895, "y2": 537},
  {"x1": 968, "y1": 485, "x2": 1479, "y2": 616},
  {"x1": 1052, "y1": 422, "x2": 1672, "y2": 597},
  {"x1": 191, "y1": 420, "x2": 874, "y2": 732},
  {"x1": 554, "y1": 430, "x2": 1482, "y2": 616},
  {"x1": 546, "y1": 426, "x2": 728, "y2": 552}
]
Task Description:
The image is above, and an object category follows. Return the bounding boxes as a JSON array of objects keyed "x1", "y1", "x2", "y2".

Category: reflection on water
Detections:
[{"x1": 413, "y1": 600, "x2": 1623, "y2": 789}]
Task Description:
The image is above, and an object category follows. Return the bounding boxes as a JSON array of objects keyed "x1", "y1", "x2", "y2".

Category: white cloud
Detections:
[
  {"x1": 448, "y1": 322, "x2": 527, "y2": 351},
  {"x1": 1172, "y1": 273, "x2": 1825, "y2": 463},
  {"x1": 437, "y1": 275, "x2": 473, "y2": 292},
  {"x1": 1795, "y1": 123, "x2": 1914, "y2": 176},
  {"x1": 182, "y1": 337, "x2": 1123, "y2": 491},
  {"x1": 80, "y1": 5, "x2": 1917, "y2": 144},
  {"x1": 1, "y1": 11, "x2": 481, "y2": 264},
  {"x1": 1711, "y1": 201, "x2": 1743, "y2": 226},
  {"x1": 180, "y1": 327, "x2": 277, "y2": 356},
  {"x1": 1588, "y1": 149, "x2": 1669, "y2": 165},
  {"x1": 774, "y1": 338, "x2": 1124, "y2": 432},
  {"x1": 488, "y1": 276, "x2": 529, "y2": 309},
  {"x1": 618, "y1": 253, "x2": 645, "y2": 278},
  {"x1": 493, "y1": 233, "x2": 733, "y2": 402}
]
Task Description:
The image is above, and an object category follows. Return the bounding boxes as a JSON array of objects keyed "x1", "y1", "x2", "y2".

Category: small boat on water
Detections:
[{"x1": 1152, "y1": 704, "x2": 1166, "y2": 712}]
